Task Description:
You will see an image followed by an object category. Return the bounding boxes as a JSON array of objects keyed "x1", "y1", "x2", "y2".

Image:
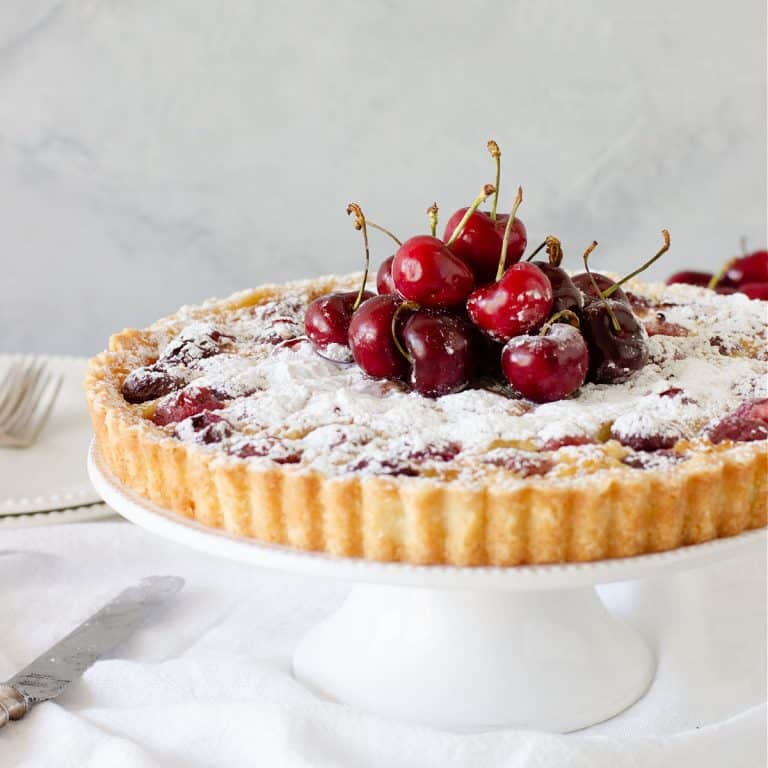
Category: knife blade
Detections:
[{"x1": 0, "y1": 575, "x2": 184, "y2": 727}]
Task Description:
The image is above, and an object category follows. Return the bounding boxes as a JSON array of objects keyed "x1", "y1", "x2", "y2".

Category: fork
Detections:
[{"x1": 0, "y1": 359, "x2": 63, "y2": 448}]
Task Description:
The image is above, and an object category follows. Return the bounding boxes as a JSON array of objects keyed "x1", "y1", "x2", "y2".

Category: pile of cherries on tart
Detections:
[{"x1": 305, "y1": 141, "x2": 670, "y2": 404}]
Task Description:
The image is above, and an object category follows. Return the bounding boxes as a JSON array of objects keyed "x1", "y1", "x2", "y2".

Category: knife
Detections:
[{"x1": 0, "y1": 575, "x2": 184, "y2": 727}]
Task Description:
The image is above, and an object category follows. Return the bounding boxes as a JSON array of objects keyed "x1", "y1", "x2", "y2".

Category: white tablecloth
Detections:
[{"x1": 0, "y1": 521, "x2": 765, "y2": 767}]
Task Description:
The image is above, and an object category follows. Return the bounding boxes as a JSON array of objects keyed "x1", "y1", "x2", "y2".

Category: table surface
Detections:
[{"x1": 0, "y1": 520, "x2": 765, "y2": 767}]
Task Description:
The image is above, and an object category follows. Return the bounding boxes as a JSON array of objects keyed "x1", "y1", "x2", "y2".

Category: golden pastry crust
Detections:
[{"x1": 84, "y1": 277, "x2": 768, "y2": 566}]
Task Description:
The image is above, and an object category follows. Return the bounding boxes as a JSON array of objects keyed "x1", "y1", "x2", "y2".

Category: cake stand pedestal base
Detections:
[{"x1": 293, "y1": 583, "x2": 653, "y2": 732}]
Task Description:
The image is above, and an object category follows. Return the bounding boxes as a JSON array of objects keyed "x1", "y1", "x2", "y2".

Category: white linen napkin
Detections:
[{"x1": 0, "y1": 522, "x2": 765, "y2": 768}]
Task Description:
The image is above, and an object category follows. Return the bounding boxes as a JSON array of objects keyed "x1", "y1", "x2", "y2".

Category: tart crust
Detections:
[{"x1": 84, "y1": 278, "x2": 768, "y2": 566}]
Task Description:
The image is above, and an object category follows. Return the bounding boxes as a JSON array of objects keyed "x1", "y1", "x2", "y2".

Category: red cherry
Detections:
[
  {"x1": 348, "y1": 294, "x2": 411, "y2": 379},
  {"x1": 571, "y1": 272, "x2": 630, "y2": 306},
  {"x1": 726, "y1": 250, "x2": 768, "y2": 286},
  {"x1": 442, "y1": 209, "x2": 527, "y2": 283},
  {"x1": 466, "y1": 262, "x2": 553, "y2": 342},
  {"x1": 666, "y1": 270, "x2": 714, "y2": 288},
  {"x1": 376, "y1": 256, "x2": 397, "y2": 294},
  {"x1": 709, "y1": 415, "x2": 768, "y2": 444},
  {"x1": 735, "y1": 398, "x2": 768, "y2": 423},
  {"x1": 304, "y1": 291, "x2": 374, "y2": 356},
  {"x1": 391, "y1": 235, "x2": 475, "y2": 309},
  {"x1": 402, "y1": 309, "x2": 476, "y2": 397},
  {"x1": 737, "y1": 282, "x2": 768, "y2": 300},
  {"x1": 501, "y1": 324, "x2": 589, "y2": 403},
  {"x1": 152, "y1": 387, "x2": 223, "y2": 426}
]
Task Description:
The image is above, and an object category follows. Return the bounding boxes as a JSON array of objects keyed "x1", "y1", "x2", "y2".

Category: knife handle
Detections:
[{"x1": 0, "y1": 685, "x2": 27, "y2": 728}]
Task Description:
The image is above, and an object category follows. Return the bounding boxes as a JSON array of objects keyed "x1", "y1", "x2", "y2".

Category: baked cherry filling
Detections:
[
  {"x1": 122, "y1": 364, "x2": 187, "y2": 404},
  {"x1": 152, "y1": 387, "x2": 224, "y2": 426},
  {"x1": 483, "y1": 450, "x2": 553, "y2": 477},
  {"x1": 709, "y1": 399, "x2": 768, "y2": 444},
  {"x1": 176, "y1": 411, "x2": 233, "y2": 444}
]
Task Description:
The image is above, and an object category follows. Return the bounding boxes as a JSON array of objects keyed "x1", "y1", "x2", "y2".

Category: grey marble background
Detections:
[{"x1": 1, "y1": 0, "x2": 765, "y2": 356}]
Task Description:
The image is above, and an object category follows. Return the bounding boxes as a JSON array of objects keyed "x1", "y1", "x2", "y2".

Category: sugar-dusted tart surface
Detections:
[{"x1": 85, "y1": 274, "x2": 767, "y2": 565}]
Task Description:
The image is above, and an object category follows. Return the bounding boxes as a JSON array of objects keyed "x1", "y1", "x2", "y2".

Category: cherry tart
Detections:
[{"x1": 86, "y1": 274, "x2": 767, "y2": 566}]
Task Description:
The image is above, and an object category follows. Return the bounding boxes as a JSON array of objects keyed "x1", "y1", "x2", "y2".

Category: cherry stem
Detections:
[
  {"x1": 445, "y1": 184, "x2": 496, "y2": 247},
  {"x1": 540, "y1": 309, "x2": 581, "y2": 335},
  {"x1": 583, "y1": 241, "x2": 621, "y2": 333},
  {"x1": 740, "y1": 236, "x2": 748, "y2": 257},
  {"x1": 526, "y1": 235, "x2": 564, "y2": 266},
  {"x1": 391, "y1": 301, "x2": 419, "y2": 363},
  {"x1": 427, "y1": 202, "x2": 439, "y2": 237},
  {"x1": 525, "y1": 239, "x2": 548, "y2": 262},
  {"x1": 487, "y1": 140, "x2": 501, "y2": 220},
  {"x1": 496, "y1": 186, "x2": 523, "y2": 281},
  {"x1": 603, "y1": 229, "x2": 671, "y2": 298},
  {"x1": 367, "y1": 221, "x2": 403, "y2": 247},
  {"x1": 346, "y1": 203, "x2": 371, "y2": 311},
  {"x1": 708, "y1": 257, "x2": 735, "y2": 290}
]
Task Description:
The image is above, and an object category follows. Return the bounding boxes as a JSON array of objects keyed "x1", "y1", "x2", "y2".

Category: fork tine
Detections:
[
  {"x1": 0, "y1": 359, "x2": 37, "y2": 426},
  {"x1": 25, "y1": 373, "x2": 63, "y2": 444},
  {"x1": 2, "y1": 363, "x2": 49, "y2": 434},
  {"x1": 0, "y1": 370, "x2": 62, "y2": 448}
]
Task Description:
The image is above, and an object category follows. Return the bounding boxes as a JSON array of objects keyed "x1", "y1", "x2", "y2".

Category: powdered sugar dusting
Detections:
[{"x1": 127, "y1": 277, "x2": 767, "y2": 481}]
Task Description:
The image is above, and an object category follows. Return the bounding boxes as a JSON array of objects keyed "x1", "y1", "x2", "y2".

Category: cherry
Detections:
[
  {"x1": 576, "y1": 230, "x2": 671, "y2": 308},
  {"x1": 540, "y1": 434, "x2": 595, "y2": 451},
  {"x1": 152, "y1": 387, "x2": 223, "y2": 426},
  {"x1": 572, "y1": 272, "x2": 629, "y2": 306},
  {"x1": 534, "y1": 262, "x2": 583, "y2": 314},
  {"x1": 726, "y1": 250, "x2": 768, "y2": 286},
  {"x1": 376, "y1": 256, "x2": 396, "y2": 294},
  {"x1": 304, "y1": 290, "x2": 373, "y2": 357},
  {"x1": 708, "y1": 416, "x2": 768, "y2": 444},
  {"x1": 580, "y1": 300, "x2": 648, "y2": 384},
  {"x1": 611, "y1": 430, "x2": 677, "y2": 452},
  {"x1": 232, "y1": 437, "x2": 303, "y2": 464},
  {"x1": 391, "y1": 235, "x2": 475, "y2": 309},
  {"x1": 444, "y1": 210, "x2": 527, "y2": 284},
  {"x1": 483, "y1": 450, "x2": 553, "y2": 477},
  {"x1": 738, "y1": 282, "x2": 768, "y2": 300},
  {"x1": 161, "y1": 327, "x2": 231, "y2": 366},
  {"x1": 734, "y1": 398, "x2": 768, "y2": 423},
  {"x1": 348, "y1": 294, "x2": 411, "y2": 379},
  {"x1": 444, "y1": 146, "x2": 528, "y2": 283},
  {"x1": 401, "y1": 309, "x2": 476, "y2": 397},
  {"x1": 622, "y1": 449, "x2": 685, "y2": 469},
  {"x1": 666, "y1": 270, "x2": 714, "y2": 288},
  {"x1": 467, "y1": 262, "x2": 553, "y2": 342},
  {"x1": 501, "y1": 323, "x2": 589, "y2": 403},
  {"x1": 305, "y1": 202, "x2": 382, "y2": 357},
  {"x1": 122, "y1": 364, "x2": 186, "y2": 404},
  {"x1": 408, "y1": 441, "x2": 461, "y2": 462},
  {"x1": 177, "y1": 411, "x2": 233, "y2": 444}
]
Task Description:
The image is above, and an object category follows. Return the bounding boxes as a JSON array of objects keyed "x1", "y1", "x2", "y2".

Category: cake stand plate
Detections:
[{"x1": 87, "y1": 441, "x2": 766, "y2": 733}]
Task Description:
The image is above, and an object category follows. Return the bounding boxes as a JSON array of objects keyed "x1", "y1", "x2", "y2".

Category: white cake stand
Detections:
[{"x1": 87, "y1": 441, "x2": 765, "y2": 733}]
